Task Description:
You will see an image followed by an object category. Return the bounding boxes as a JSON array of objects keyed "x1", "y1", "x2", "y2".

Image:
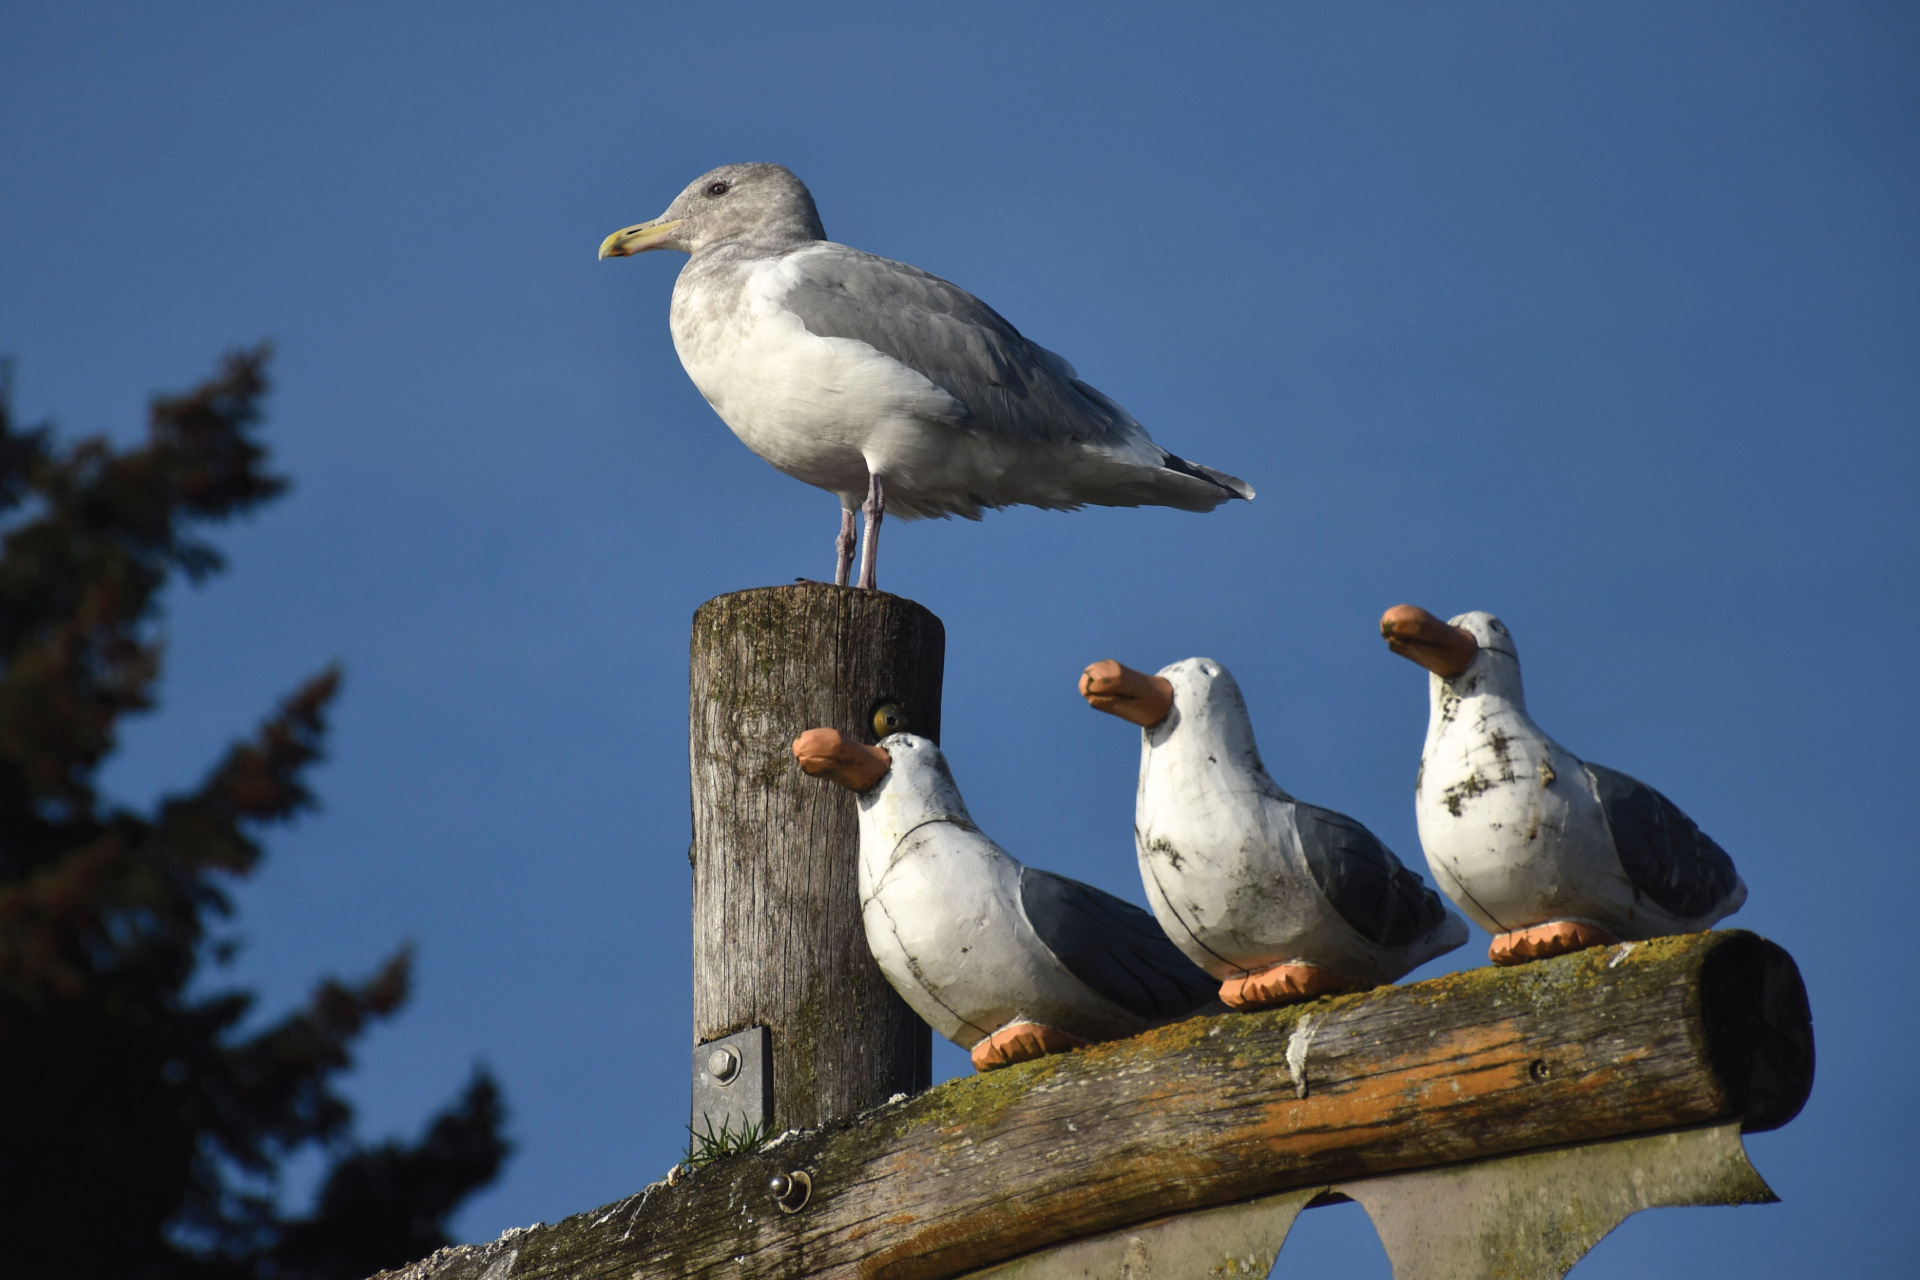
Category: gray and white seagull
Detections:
[{"x1": 599, "y1": 163, "x2": 1253, "y2": 589}]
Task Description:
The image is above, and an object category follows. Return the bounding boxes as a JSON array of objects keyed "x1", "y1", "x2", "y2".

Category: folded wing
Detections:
[
  {"x1": 1295, "y1": 804, "x2": 1454, "y2": 948},
  {"x1": 1018, "y1": 866, "x2": 1219, "y2": 1021},
  {"x1": 1586, "y1": 763, "x2": 1744, "y2": 920}
]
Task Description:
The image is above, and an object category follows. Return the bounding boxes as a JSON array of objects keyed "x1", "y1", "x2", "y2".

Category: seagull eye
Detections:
[
  {"x1": 872, "y1": 703, "x2": 908, "y2": 737},
  {"x1": 706, "y1": 181, "x2": 730, "y2": 197}
]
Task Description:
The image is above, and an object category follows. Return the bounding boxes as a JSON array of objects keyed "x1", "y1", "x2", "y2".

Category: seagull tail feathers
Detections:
[{"x1": 1162, "y1": 452, "x2": 1255, "y2": 502}]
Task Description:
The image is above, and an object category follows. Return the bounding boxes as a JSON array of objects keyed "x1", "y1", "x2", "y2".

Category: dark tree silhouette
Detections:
[{"x1": 0, "y1": 350, "x2": 510, "y2": 1280}]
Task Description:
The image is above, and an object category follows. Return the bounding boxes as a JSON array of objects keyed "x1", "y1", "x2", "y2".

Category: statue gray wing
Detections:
[
  {"x1": 1585, "y1": 763, "x2": 1744, "y2": 920},
  {"x1": 1018, "y1": 866, "x2": 1219, "y2": 1021},
  {"x1": 1294, "y1": 804, "x2": 1454, "y2": 948}
]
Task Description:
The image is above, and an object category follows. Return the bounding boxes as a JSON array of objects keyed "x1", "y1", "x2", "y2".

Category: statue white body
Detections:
[{"x1": 1132, "y1": 659, "x2": 1467, "y2": 986}]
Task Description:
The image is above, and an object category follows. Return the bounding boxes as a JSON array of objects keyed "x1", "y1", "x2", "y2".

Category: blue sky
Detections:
[{"x1": 3, "y1": 2, "x2": 1915, "y2": 1274}]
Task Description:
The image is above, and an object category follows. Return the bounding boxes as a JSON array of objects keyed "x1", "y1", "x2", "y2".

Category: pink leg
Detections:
[
  {"x1": 834, "y1": 507, "x2": 856, "y2": 587},
  {"x1": 857, "y1": 473, "x2": 885, "y2": 591}
]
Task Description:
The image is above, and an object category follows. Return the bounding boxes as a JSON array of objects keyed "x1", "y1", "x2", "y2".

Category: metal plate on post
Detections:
[
  {"x1": 960, "y1": 1186, "x2": 1322, "y2": 1279},
  {"x1": 691, "y1": 1025, "x2": 771, "y2": 1142},
  {"x1": 1339, "y1": 1121, "x2": 1777, "y2": 1280}
]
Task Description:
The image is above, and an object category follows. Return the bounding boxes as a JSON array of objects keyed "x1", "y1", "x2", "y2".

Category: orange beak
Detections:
[
  {"x1": 1380, "y1": 605, "x2": 1479, "y2": 678},
  {"x1": 792, "y1": 728, "x2": 892, "y2": 792},
  {"x1": 1079, "y1": 660, "x2": 1175, "y2": 727}
]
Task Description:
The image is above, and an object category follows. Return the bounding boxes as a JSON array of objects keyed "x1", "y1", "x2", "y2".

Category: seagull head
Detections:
[
  {"x1": 1082, "y1": 656, "x2": 1269, "y2": 778},
  {"x1": 1380, "y1": 606, "x2": 1524, "y2": 702},
  {"x1": 1078, "y1": 659, "x2": 1174, "y2": 727},
  {"x1": 599, "y1": 163, "x2": 826, "y2": 259},
  {"x1": 792, "y1": 728, "x2": 974, "y2": 834}
]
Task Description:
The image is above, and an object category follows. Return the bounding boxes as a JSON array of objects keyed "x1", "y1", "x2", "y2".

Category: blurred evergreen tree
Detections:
[{"x1": 0, "y1": 350, "x2": 510, "y2": 1279}]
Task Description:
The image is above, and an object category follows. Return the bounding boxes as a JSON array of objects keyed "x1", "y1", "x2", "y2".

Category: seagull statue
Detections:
[
  {"x1": 1081, "y1": 657, "x2": 1465, "y2": 1008},
  {"x1": 792, "y1": 726, "x2": 1219, "y2": 1070},
  {"x1": 1380, "y1": 605, "x2": 1748, "y2": 964},
  {"x1": 601, "y1": 163, "x2": 1252, "y2": 589}
]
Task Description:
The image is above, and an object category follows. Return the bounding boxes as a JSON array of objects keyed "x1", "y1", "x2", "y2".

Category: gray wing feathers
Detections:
[
  {"x1": 1585, "y1": 763, "x2": 1745, "y2": 921},
  {"x1": 1295, "y1": 804, "x2": 1453, "y2": 948},
  {"x1": 782, "y1": 246, "x2": 1155, "y2": 449},
  {"x1": 1018, "y1": 866, "x2": 1219, "y2": 1022}
]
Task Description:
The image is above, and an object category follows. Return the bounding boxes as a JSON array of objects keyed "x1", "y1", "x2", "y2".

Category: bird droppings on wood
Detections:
[{"x1": 1285, "y1": 1013, "x2": 1321, "y2": 1098}]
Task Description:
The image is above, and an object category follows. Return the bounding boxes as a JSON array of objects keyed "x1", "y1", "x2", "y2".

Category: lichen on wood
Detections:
[
  {"x1": 370, "y1": 929, "x2": 1811, "y2": 1280},
  {"x1": 689, "y1": 584, "x2": 943, "y2": 1131}
]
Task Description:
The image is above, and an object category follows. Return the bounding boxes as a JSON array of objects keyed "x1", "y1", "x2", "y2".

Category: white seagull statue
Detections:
[
  {"x1": 601, "y1": 163, "x2": 1252, "y2": 589},
  {"x1": 1380, "y1": 605, "x2": 1748, "y2": 964},
  {"x1": 1081, "y1": 657, "x2": 1466, "y2": 1008},
  {"x1": 792, "y1": 726, "x2": 1219, "y2": 1070}
]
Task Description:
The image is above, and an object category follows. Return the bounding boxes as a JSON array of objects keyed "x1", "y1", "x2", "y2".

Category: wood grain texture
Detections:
[
  {"x1": 690, "y1": 584, "x2": 942, "y2": 1130},
  {"x1": 374, "y1": 929, "x2": 1812, "y2": 1280}
]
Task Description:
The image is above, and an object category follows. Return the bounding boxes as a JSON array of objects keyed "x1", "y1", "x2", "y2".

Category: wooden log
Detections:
[
  {"x1": 689, "y1": 584, "x2": 941, "y2": 1131},
  {"x1": 374, "y1": 929, "x2": 1812, "y2": 1280}
]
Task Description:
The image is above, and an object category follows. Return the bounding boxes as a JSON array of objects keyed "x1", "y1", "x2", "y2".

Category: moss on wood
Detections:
[{"x1": 373, "y1": 929, "x2": 1810, "y2": 1280}]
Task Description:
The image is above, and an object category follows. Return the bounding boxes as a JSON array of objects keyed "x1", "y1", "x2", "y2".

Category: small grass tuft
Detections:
[{"x1": 684, "y1": 1113, "x2": 772, "y2": 1168}]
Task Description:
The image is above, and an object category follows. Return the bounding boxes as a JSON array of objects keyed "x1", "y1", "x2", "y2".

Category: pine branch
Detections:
[
  {"x1": 0, "y1": 352, "x2": 509, "y2": 1279},
  {"x1": 268, "y1": 1070, "x2": 513, "y2": 1280}
]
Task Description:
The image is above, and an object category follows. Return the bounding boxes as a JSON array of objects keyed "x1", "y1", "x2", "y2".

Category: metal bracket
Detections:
[
  {"x1": 955, "y1": 1122, "x2": 1773, "y2": 1280},
  {"x1": 690, "y1": 1025, "x2": 771, "y2": 1140},
  {"x1": 1343, "y1": 1121, "x2": 1776, "y2": 1280}
]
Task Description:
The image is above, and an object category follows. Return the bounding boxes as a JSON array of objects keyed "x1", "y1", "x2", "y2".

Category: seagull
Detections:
[
  {"x1": 600, "y1": 163, "x2": 1253, "y2": 589},
  {"x1": 1379, "y1": 606, "x2": 1747, "y2": 964},
  {"x1": 792, "y1": 727, "x2": 1219, "y2": 1070},
  {"x1": 1081, "y1": 658, "x2": 1466, "y2": 1008}
]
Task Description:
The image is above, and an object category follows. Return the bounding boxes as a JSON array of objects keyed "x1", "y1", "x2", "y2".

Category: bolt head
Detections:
[
  {"x1": 769, "y1": 1174, "x2": 791, "y2": 1198},
  {"x1": 707, "y1": 1047, "x2": 740, "y2": 1082}
]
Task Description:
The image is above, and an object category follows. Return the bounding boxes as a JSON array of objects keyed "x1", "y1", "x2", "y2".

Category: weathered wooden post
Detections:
[{"x1": 688, "y1": 583, "x2": 939, "y2": 1134}]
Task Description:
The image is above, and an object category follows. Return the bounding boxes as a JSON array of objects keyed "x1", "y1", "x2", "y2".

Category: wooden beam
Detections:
[
  {"x1": 374, "y1": 929, "x2": 1811, "y2": 1280},
  {"x1": 690, "y1": 584, "x2": 941, "y2": 1129}
]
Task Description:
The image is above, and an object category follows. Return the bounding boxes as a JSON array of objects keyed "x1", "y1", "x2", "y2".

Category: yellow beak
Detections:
[{"x1": 598, "y1": 217, "x2": 685, "y2": 259}]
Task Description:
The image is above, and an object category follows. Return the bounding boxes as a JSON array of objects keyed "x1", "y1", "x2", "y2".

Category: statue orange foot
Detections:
[
  {"x1": 1489, "y1": 920, "x2": 1620, "y2": 965},
  {"x1": 1219, "y1": 961, "x2": 1355, "y2": 1010},
  {"x1": 970, "y1": 1022, "x2": 1086, "y2": 1072}
]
